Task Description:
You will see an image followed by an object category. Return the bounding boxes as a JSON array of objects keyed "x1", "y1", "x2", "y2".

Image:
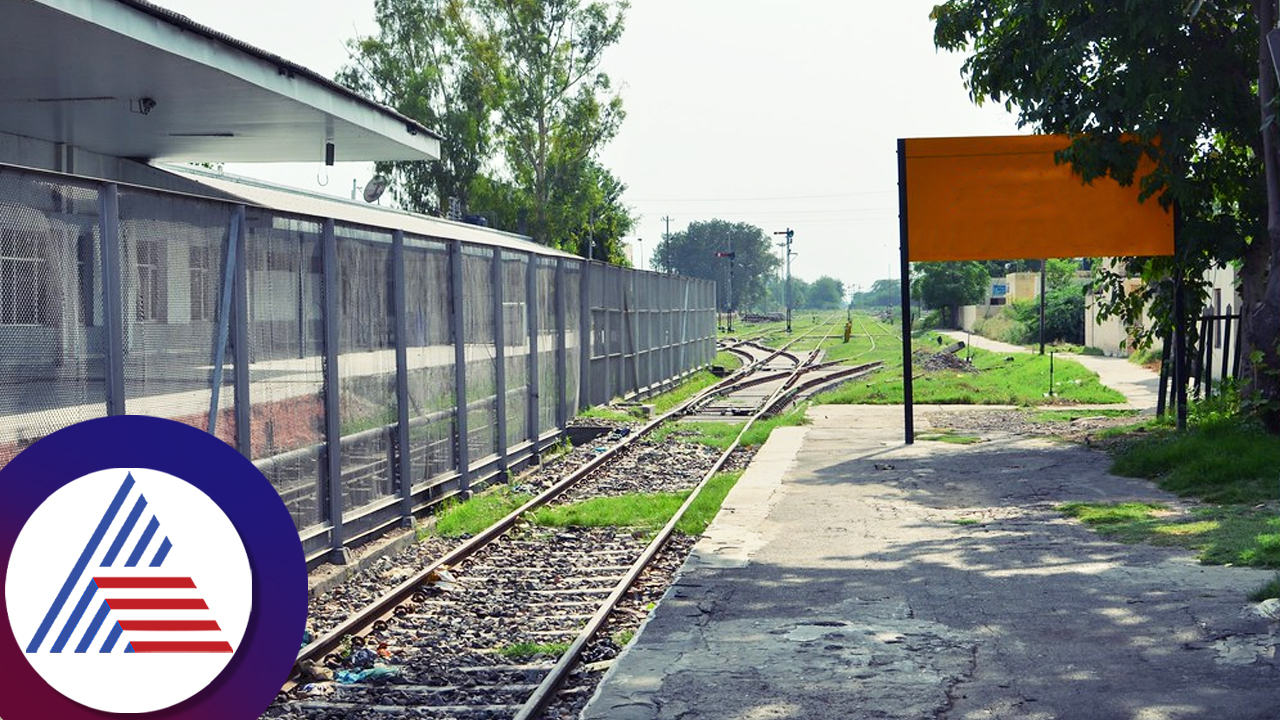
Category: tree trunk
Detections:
[{"x1": 1250, "y1": 0, "x2": 1280, "y2": 432}]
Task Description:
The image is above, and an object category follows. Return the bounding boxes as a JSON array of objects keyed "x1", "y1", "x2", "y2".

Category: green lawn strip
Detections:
[
  {"x1": 1110, "y1": 418, "x2": 1280, "y2": 504},
  {"x1": 715, "y1": 350, "x2": 743, "y2": 372},
  {"x1": 531, "y1": 471, "x2": 745, "y2": 537},
  {"x1": 648, "y1": 407, "x2": 809, "y2": 451},
  {"x1": 1057, "y1": 501, "x2": 1280, "y2": 569},
  {"x1": 649, "y1": 369, "x2": 722, "y2": 414},
  {"x1": 814, "y1": 342, "x2": 1124, "y2": 406},
  {"x1": 577, "y1": 405, "x2": 638, "y2": 423},
  {"x1": 432, "y1": 487, "x2": 533, "y2": 537}
]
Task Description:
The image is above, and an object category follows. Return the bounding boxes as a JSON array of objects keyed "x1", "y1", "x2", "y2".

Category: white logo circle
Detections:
[{"x1": 4, "y1": 468, "x2": 253, "y2": 713}]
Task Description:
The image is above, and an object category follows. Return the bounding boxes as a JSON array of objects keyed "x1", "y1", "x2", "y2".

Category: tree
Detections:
[
  {"x1": 805, "y1": 276, "x2": 846, "y2": 309},
  {"x1": 653, "y1": 220, "x2": 781, "y2": 311},
  {"x1": 912, "y1": 261, "x2": 989, "y2": 327},
  {"x1": 850, "y1": 278, "x2": 902, "y2": 309},
  {"x1": 931, "y1": 1, "x2": 1280, "y2": 427},
  {"x1": 337, "y1": 0, "x2": 496, "y2": 215},
  {"x1": 473, "y1": 0, "x2": 629, "y2": 247}
]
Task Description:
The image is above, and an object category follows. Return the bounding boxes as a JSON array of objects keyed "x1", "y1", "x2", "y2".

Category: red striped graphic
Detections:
[
  {"x1": 118, "y1": 620, "x2": 221, "y2": 632},
  {"x1": 93, "y1": 577, "x2": 196, "y2": 589},
  {"x1": 129, "y1": 641, "x2": 234, "y2": 654},
  {"x1": 106, "y1": 599, "x2": 208, "y2": 610}
]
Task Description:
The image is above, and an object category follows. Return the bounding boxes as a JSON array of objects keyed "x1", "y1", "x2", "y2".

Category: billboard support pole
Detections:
[{"x1": 897, "y1": 138, "x2": 914, "y2": 445}]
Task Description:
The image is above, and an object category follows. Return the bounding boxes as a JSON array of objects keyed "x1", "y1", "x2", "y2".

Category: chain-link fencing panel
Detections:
[
  {"x1": 535, "y1": 258, "x2": 558, "y2": 435},
  {"x1": 462, "y1": 245, "x2": 498, "y2": 462},
  {"x1": 563, "y1": 261, "x2": 582, "y2": 414},
  {"x1": 335, "y1": 228, "x2": 397, "y2": 517},
  {"x1": 403, "y1": 236, "x2": 455, "y2": 492},
  {"x1": 117, "y1": 190, "x2": 235, "y2": 445},
  {"x1": 244, "y1": 211, "x2": 327, "y2": 533},
  {"x1": 0, "y1": 169, "x2": 106, "y2": 472},
  {"x1": 502, "y1": 251, "x2": 529, "y2": 450}
]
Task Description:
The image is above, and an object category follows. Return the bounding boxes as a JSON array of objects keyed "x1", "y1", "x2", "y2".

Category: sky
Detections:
[{"x1": 149, "y1": 0, "x2": 1026, "y2": 294}]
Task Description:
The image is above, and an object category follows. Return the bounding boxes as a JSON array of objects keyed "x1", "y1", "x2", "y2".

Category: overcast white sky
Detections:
[{"x1": 151, "y1": 0, "x2": 1025, "y2": 292}]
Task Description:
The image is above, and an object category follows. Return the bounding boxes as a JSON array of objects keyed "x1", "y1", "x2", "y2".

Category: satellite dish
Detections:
[{"x1": 363, "y1": 174, "x2": 390, "y2": 204}]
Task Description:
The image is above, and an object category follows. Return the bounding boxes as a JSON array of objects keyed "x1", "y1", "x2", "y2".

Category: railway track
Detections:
[{"x1": 266, "y1": 317, "x2": 880, "y2": 720}]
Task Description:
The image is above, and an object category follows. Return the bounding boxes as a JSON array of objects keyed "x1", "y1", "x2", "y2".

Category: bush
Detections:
[{"x1": 1008, "y1": 286, "x2": 1085, "y2": 345}]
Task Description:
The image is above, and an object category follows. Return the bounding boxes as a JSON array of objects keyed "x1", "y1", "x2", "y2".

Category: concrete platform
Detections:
[{"x1": 581, "y1": 406, "x2": 1280, "y2": 720}]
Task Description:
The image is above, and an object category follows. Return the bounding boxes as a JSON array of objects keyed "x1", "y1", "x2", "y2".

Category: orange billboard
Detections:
[{"x1": 901, "y1": 135, "x2": 1173, "y2": 262}]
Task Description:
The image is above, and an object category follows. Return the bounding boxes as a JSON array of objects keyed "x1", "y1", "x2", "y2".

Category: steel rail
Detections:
[
  {"x1": 287, "y1": 328, "x2": 809, "y2": 686},
  {"x1": 512, "y1": 316, "x2": 844, "y2": 719}
]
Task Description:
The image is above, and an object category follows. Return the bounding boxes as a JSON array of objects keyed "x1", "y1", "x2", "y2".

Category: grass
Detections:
[
  {"x1": 499, "y1": 641, "x2": 570, "y2": 659},
  {"x1": 1109, "y1": 417, "x2": 1279, "y2": 504},
  {"x1": 578, "y1": 405, "x2": 639, "y2": 423},
  {"x1": 715, "y1": 350, "x2": 743, "y2": 372},
  {"x1": 432, "y1": 486, "x2": 532, "y2": 537},
  {"x1": 1057, "y1": 501, "x2": 1280, "y2": 568},
  {"x1": 808, "y1": 318, "x2": 1125, "y2": 407},
  {"x1": 1250, "y1": 575, "x2": 1280, "y2": 602},
  {"x1": 612, "y1": 629, "x2": 636, "y2": 646},
  {"x1": 530, "y1": 471, "x2": 745, "y2": 537},
  {"x1": 533, "y1": 491, "x2": 686, "y2": 532},
  {"x1": 649, "y1": 369, "x2": 723, "y2": 414},
  {"x1": 648, "y1": 406, "x2": 810, "y2": 451}
]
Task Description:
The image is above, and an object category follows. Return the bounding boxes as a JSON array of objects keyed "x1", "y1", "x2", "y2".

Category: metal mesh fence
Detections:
[
  {"x1": 503, "y1": 251, "x2": 529, "y2": 450},
  {"x1": 535, "y1": 258, "x2": 558, "y2": 435},
  {"x1": 117, "y1": 189, "x2": 236, "y2": 446},
  {"x1": 0, "y1": 168, "x2": 106, "y2": 469},
  {"x1": 403, "y1": 236, "x2": 455, "y2": 492},
  {"x1": 461, "y1": 245, "x2": 498, "y2": 462},
  {"x1": 245, "y1": 211, "x2": 327, "y2": 533},
  {"x1": 335, "y1": 228, "x2": 397, "y2": 517},
  {"x1": 0, "y1": 164, "x2": 717, "y2": 558}
]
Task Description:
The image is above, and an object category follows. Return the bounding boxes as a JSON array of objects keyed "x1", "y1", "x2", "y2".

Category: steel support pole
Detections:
[
  {"x1": 99, "y1": 183, "x2": 126, "y2": 416},
  {"x1": 555, "y1": 259, "x2": 568, "y2": 428},
  {"x1": 231, "y1": 205, "x2": 251, "y2": 458},
  {"x1": 450, "y1": 241, "x2": 471, "y2": 496},
  {"x1": 392, "y1": 230, "x2": 413, "y2": 527},
  {"x1": 320, "y1": 219, "x2": 351, "y2": 563},
  {"x1": 492, "y1": 250, "x2": 508, "y2": 470},
  {"x1": 526, "y1": 254, "x2": 540, "y2": 445},
  {"x1": 897, "y1": 139, "x2": 915, "y2": 445},
  {"x1": 1174, "y1": 272, "x2": 1188, "y2": 431},
  {"x1": 1039, "y1": 259, "x2": 1047, "y2": 355}
]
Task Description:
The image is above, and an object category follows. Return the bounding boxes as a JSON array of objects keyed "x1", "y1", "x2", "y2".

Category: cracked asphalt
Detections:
[{"x1": 580, "y1": 405, "x2": 1280, "y2": 720}]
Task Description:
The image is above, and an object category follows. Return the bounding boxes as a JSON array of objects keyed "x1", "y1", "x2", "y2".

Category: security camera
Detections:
[{"x1": 138, "y1": 97, "x2": 156, "y2": 115}]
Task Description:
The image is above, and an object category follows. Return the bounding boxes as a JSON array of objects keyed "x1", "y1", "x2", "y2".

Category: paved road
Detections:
[{"x1": 582, "y1": 406, "x2": 1280, "y2": 720}]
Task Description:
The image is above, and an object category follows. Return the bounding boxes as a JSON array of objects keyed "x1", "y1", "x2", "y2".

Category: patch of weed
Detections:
[
  {"x1": 432, "y1": 487, "x2": 532, "y2": 537},
  {"x1": 1110, "y1": 417, "x2": 1279, "y2": 504},
  {"x1": 1057, "y1": 502, "x2": 1280, "y2": 569},
  {"x1": 499, "y1": 642, "x2": 569, "y2": 659}
]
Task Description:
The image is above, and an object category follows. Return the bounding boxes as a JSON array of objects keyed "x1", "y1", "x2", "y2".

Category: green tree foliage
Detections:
[
  {"x1": 1009, "y1": 286, "x2": 1086, "y2": 345},
  {"x1": 805, "y1": 276, "x2": 846, "y2": 309},
  {"x1": 473, "y1": 0, "x2": 631, "y2": 249},
  {"x1": 339, "y1": 0, "x2": 634, "y2": 261},
  {"x1": 850, "y1": 278, "x2": 901, "y2": 309},
  {"x1": 931, "y1": 1, "x2": 1280, "y2": 428},
  {"x1": 653, "y1": 220, "x2": 781, "y2": 311},
  {"x1": 912, "y1": 261, "x2": 989, "y2": 327},
  {"x1": 337, "y1": 0, "x2": 495, "y2": 215}
]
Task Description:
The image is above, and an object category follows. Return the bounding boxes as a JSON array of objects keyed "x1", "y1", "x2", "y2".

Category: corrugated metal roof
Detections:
[{"x1": 167, "y1": 166, "x2": 579, "y2": 260}]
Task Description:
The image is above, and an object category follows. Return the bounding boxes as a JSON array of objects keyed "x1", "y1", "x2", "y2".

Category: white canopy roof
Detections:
[{"x1": 2, "y1": 0, "x2": 441, "y2": 163}]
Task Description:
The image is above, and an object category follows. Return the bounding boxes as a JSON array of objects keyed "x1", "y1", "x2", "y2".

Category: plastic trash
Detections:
[{"x1": 334, "y1": 666, "x2": 400, "y2": 684}]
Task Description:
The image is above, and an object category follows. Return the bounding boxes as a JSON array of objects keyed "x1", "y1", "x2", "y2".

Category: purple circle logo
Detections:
[{"x1": 0, "y1": 416, "x2": 307, "y2": 719}]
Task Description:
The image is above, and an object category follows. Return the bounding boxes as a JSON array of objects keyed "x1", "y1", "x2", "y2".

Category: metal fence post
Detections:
[
  {"x1": 392, "y1": 230, "x2": 413, "y2": 527},
  {"x1": 492, "y1": 250, "x2": 508, "y2": 470},
  {"x1": 99, "y1": 183, "x2": 126, "y2": 416},
  {"x1": 232, "y1": 205, "x2": 251, "y2": 458},
  {"x1": 320, "y1": 218, "x2": 351, "y2": 564},
  {"x1": 555, "y1": 259, "x2": 568, "y2": 428},
  {"x1": 450, "y1": 241, "x2": 471, "y2": 496},
  {"x1": 579, "y1": 261, "x2": 593, "y2": 410},
  {"x1": 526, "y1": 254, "x2": 540, "y2": 446}
]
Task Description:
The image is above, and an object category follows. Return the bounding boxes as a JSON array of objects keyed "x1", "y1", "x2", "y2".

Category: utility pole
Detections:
[
  {"x1": 773, "y1": 228, "x2": 795, "y2": 333},
  {"x1": 715, "y1": 245, "x2": 736, "y2": 332},
  {"x1": 661, "y1": 216, "x2": 673, "y2": 273}
]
